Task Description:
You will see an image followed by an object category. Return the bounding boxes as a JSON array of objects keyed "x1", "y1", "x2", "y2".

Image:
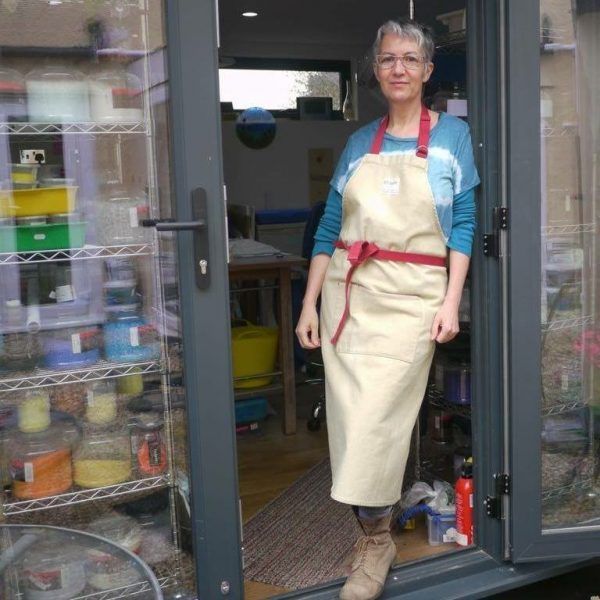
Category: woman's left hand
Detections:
[{"x1": 430, "y1": 300, "x2": 460, "y2": 343}]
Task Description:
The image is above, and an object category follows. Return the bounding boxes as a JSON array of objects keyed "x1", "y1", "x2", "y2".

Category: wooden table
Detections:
[{"x1": 229, "y1": 254, "x2": 307, "y2": 435}]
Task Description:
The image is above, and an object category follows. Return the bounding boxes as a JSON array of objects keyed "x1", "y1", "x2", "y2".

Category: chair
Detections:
[{"x1": 227, "y1": 203, "x2": 256, "y2": 239}]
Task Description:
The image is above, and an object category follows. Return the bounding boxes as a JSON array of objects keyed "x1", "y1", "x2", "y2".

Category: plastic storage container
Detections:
[
  {"x1": 234, "y1": 396, "x2": 268, "y2": 424},
  {"x1": 26, "y1": 66, "x2": 90, "y2": 123},
  {"x1": 231, "y1": 321, "x2": 279, "y2": 389},
  {"x1": 0, "y1": 67, "x2": 27, "y2": 122},
  {"x1": 86, "y1": 514, "x2": 142, "y2": 590},
  {"x1": 19, "y1": 542, "x2": 86, "y2": 600},
  {"x1": 89, "y1": 70, "x2": 144, "y2": 122},
  {"x1": 130, "y1": 412, "x2": 167, "y2": 476},
  {"x1": 8, "y1": 425, "x2": 73, "y2": 500},
  {"x1": 117, "y1": 370, "x2": 144, "y2": 398},
  {"x1": 103, "y1": 304, "x2": 159, "y2": 363},
  {"x1": 427, "y1": 510, "x2": 457, "y2": 546},
  {"x1": 443, "y1": 361, "x2": 471, "y2": 405},
  {"x1": 43, "y1": 325, "x2": 101, "y2": 370},
  {"x1": 103, "y1": 279, "x2": 139, "y2": 306},
  {"x1": 0, "y1": 331, "x2": 43, "y2": 372},
  {"x1": 0, "y1": 186, "x2": 78, "y2": 218},
  {"x1": 49, "y1": 383, "x2": 86, "y2": 418},
  {"x1": 84, "y1": 380, "x2": 117, "y2": 425},
  {"x1": 0, "y1": 221, "x2": 86, "y2": 253},
  {"x1": 10, "y1": 163, "x2": 39, "y2": 187},
  {"x1": 73, "y1": 423, "x2": 131, "y2": 488},
  {"x1": 18, "y1": 389, "x2": 51, "y2": 433},
  {"x1": 96, "y1": 181, "x2": 150, "y2": 245}
]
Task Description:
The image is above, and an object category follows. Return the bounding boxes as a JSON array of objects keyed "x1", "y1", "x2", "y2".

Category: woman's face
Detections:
[{"x1": 374, "y1": 34, "x2": 433, "y2": 106}]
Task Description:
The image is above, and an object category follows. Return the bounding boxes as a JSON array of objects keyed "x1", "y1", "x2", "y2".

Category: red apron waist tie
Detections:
[{"x1": 330, "y1": 240, "x2": 447, "y2": 345}]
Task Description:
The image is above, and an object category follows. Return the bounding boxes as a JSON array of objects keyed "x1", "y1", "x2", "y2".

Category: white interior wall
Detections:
[{"x1": 219, "y1": 40, "x2": 386, "y2": 211}]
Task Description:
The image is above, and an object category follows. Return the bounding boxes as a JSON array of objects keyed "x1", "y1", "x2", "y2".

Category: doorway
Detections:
[{"x1": 218, "y1": 1, "x2": 478, "y2": 596}]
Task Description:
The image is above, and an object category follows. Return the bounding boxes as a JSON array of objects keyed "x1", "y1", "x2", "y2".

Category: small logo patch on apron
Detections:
[{"x1": 382, "y1": 178, "x2": 400, "y2": 195}]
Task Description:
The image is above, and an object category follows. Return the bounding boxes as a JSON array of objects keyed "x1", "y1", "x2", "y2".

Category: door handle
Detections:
[
  {"x1": 141, "y1": 218, "x2": 205, "y2": 232},
  {"x1": 142, "y1": 188, "x2": 210, "y2": 290}
]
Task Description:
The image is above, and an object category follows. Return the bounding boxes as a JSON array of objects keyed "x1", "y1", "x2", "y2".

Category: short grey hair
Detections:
[{"x1": 372, "y1": 18, "x2": 435, "y2": 63}]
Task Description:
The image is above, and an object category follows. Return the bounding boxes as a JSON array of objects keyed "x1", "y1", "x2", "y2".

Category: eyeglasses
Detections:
[{"x1": 374, "y1": 53, "x2": 426, "y2": 70}]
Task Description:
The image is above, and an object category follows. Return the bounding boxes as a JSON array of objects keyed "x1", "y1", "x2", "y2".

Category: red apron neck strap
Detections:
[
  {"x1": 370, "y1": 105, "x2": 431, "y2": 157},
  {"x1": 369, "y1": 115, "x2": 389, "y2": 154},
  {"x1": 416, "y1": 104, "x2": 431, "y2": 158}
]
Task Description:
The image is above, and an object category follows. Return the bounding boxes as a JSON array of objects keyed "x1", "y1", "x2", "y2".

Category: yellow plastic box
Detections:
[
  {"x1": 231, "y1": 321, "x2": 279, "y2": 389},
  {"x1": 0, "y1": 186, "x2": 77, "y2": 217}
]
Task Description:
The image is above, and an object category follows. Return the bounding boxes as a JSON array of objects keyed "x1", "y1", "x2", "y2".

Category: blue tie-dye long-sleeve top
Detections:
[{"x1": 313, "y1": 112, "x2": 480, "y2": 258}]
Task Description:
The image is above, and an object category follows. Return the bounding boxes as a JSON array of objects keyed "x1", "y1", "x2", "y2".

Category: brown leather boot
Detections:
[{"x1": 339, "y1": 513, "x2": 397, "y2": 600}]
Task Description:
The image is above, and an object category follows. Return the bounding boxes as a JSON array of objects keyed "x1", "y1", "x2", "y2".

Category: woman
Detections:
[{"x1": 296, "y1": 18, "x2": 480, "y2": 600}]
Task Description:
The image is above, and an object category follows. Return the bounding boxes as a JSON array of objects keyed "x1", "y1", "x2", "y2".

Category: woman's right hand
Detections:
[{"x1": 296, "y1": 303, "x2": 321, "y2": 349}]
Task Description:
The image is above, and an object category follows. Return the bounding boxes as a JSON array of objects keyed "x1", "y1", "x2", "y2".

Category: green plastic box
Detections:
[{"x1": 0, "y1": 222, "x2": 86, "y2": 253}]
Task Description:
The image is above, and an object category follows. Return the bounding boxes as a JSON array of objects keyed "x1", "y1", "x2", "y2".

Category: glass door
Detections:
[
  {"x1": 507, "y1": 0, "x2": 600, "y2": 560},
  {"x1": 0, "y1": 0, "x2": 241, "y2": 597}
]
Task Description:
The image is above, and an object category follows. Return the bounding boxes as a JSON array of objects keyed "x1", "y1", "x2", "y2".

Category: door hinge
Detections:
[
  {"x1": 483, "y1": 207, "x2": 509, "y2": 258},
  {"x1": 484, "y1": 473, "x2": 510, "y2": 520}
]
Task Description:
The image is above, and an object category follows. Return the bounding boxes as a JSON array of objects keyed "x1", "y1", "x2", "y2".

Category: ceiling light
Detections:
[{"x1": 242, "y1": 11, "x2": 258, "y2": 17}]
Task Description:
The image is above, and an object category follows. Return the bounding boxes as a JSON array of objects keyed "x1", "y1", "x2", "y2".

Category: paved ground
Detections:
[{"x1": 487, "y1": 561, "x2": 600, "y2": 599}]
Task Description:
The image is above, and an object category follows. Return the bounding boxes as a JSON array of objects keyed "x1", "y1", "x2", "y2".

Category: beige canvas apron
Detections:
[{"x1": 320, "y1": 108, "x2": 448, "y2": 506}]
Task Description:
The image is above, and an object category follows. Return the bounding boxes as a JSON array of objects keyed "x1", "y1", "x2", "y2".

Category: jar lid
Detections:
[
  {"x1": 22, "y1": 540, "x2": 83, "y2": 567},
  {"x1": 130, "y1": 411, "x2": 163, "y2": 430},
  {"x1": 91, "y1": 69, "x2": 142, "y2": 90},
  {"x1": 11, "y1": 422, "x2": 72, "y2": 451},
  {"x1": 105, "y1": 303, "x2": 140, "y2": 313},
  {"x1": 0, "y1": 67, "x2": 25, "y2": 91},
  {"x1": 103, "y1": 279, "x2": 137, "y2": 289},
  {"x1": 88, "y1": 513, "x2": 142, "y2": 550},
  {"x1": 26, "y1": 65, "x2": 87, "y2": 82}
]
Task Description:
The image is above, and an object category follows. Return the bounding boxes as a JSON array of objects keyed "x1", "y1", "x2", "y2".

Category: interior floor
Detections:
[{"x1": 238, "y1": 378, "x2": 462, "y2": 599}]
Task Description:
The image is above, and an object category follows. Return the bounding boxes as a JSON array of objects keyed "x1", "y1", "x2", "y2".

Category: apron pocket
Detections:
[{"x1": 335, "y1": 284, "x2": 424, "y2": 363}]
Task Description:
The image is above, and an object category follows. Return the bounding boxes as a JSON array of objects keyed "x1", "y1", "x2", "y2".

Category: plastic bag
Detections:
[{"x1": 400, "y1": 479, "x2": 455, "y2": 513}]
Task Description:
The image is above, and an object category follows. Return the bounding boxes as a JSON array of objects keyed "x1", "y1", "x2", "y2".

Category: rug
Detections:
[{"x1": 242, "y1": 458, "x2": 362, "y2": 590}]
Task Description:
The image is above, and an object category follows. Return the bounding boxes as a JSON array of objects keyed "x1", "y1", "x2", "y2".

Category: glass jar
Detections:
[
  {"x1": 84, "y1": 380, "x2": 117, "y2": 425},
  {"x1": 117, "y1": 370, "x2": 144, "y2": 398},
  {"x1": 18, "y1": 389, "x2": 50, "y2": 433},
  {"x1": 8, "y1": 425, "x2": 73, "y2": 500},
  {"x1": 73, "y1": 423, "x2": 131, "y2": 488},
  {"x1": 443, "y1": 361, "x2": 471, "y2": 405},
  {"x1": 26, "y1": 66, "x2": 90, "y2": 123},
  {"x1": 104, "y1": 278, "x2": 139, "y2": 307},
  {"x1": 104, "y1": 304, "x2": 160, "y2": 363},
  {"x1": 130, "y1": 412, "x2": 167, "y2": 476},
  {"x1": 0, "y1": 331, "x2": 43, "y2": 372},
  {"x1": 96, "y1": 181, "x2": 150, "y2": 246},
  {"x1": 20, "y1": 542, "x2": 86, "y2": 600},
  {"x1": 431, "y1": 407, "x2": 453, "y2": 444},
  {"x1": 43, "y1": 325, "x2": 102, "y2": 370},
  {"x1": 86, "y1": 514, "x2": 142, "y2": 590},
  {"x1": 89, "y1": 70, "x2": 144, "y2": 122},
  {"x1": 49, "y1": 383, "x2": 86, "y2": 418},
  {"x1": 0, "y1": 67, "x2": 26, "y2": 122}
]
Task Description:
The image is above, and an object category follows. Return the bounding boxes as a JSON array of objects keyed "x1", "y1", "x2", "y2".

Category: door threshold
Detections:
[{"x1": 273, "y1": 548, "x2": 594, "y2": 599}]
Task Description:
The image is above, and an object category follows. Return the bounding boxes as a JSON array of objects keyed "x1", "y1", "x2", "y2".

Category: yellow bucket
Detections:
[
  {"x1": 231, "y1": 321, "x2": 279, "y2": 389},
  {"x1": 0, "y1": 186, "x2": 77, "y2": 217}
]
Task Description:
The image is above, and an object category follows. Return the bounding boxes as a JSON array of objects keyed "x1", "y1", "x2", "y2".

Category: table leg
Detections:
[{"x1": 278, "y1": 267, "x2": 296, "y2": 435}]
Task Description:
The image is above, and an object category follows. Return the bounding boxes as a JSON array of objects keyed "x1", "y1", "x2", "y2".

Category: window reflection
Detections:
[{"x1": 540, "y1": 0, "x2": 600, "y2": 529}]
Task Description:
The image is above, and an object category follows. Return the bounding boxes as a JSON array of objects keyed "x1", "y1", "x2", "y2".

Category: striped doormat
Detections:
[{"x1": 242, "y1": 458, "x2": 362, "y2": 590}]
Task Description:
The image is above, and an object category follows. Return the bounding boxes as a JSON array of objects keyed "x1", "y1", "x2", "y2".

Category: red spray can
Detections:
[{"x1": 455, "y1": 457, "x2": 473, "y2": 546}]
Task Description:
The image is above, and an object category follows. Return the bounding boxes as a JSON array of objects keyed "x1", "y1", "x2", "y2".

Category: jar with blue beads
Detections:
[{"x1": 103, "y1": 304, "x2": 159, "y2": 363}]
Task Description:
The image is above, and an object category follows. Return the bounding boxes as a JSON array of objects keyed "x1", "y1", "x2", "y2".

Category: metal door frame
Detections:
[
  {"x1": 505, "y1": 0, "x2": 600, "y2": 561},
  {"x1": 165, "y1": 0, "x2": 243, "y2": 596}
]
